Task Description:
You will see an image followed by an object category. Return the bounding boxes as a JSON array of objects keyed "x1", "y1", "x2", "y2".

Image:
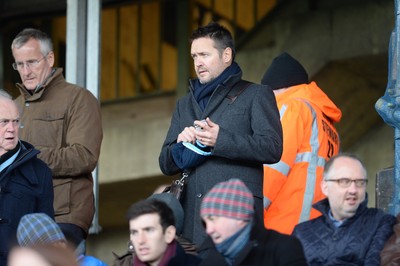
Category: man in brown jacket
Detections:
[{"x1": 11, "y1": 28, "x2": 103, "y2": 247}]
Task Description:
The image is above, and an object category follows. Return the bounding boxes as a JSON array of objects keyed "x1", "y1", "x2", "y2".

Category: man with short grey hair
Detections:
[
  {"x1": 11, "y1": 28, "x2": 103, "y2": 247},
  {"x1": 0, "y1": 90, "x2": 53, "y2": 265}
]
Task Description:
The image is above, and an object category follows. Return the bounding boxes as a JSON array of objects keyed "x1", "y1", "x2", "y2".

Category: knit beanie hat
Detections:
[
  {"x1": 17, "y1": 213, "x2": 66, "y2": 246},
  {"x1": 200, "y1": 178, "x2": 254, "y2": 221},
  {"x1": 148, "y1": 193, "x2": 184, "y2": 235},
  {"x1": 261, "y1": 52, "x2": 308, "y2": 90}
]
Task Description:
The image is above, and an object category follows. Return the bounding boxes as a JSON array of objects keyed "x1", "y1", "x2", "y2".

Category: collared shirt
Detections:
[{"x1": 328, "y1": 210, "x2": 346, "y2": 227}]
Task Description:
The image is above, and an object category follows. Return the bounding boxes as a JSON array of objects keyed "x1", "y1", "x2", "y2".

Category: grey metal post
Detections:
[
  {"x1": 66, "y1": 0, "x2": 87, "y2": 87},
  {"x1": 66, "y1": 0, "x2": 102, "y2": 234},
  {"x1": 86, "y1": 0, "x2": 102, "y2": 234}
]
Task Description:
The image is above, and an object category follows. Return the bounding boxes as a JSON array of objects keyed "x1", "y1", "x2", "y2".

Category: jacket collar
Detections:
[
  {"x1": 189, "y1": 71, "x2": 244, "y2": 118},
  {"x1": 1, "y1": 141, "x2": 40, "y2": 185},
  {"x1": 16, "y1": 68, "x2": 63, "y2": 101},
  {"x1": 313, "y1": 194, "x2": 369, "y2": 225}
]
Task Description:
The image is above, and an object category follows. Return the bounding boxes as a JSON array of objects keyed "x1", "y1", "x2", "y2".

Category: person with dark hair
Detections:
[
  {"x1": 125, "y1": 199, "x2": 201, "y2": 266},
  {"x1": 0, "y1": 90, "x2": 54, "y2": 265},
  {"x1": 11, "y1": 28, "x2": 103, "y2": 248},
  {"x1": 113, "y1": 192, "x2": 198, "y2": 266},
  {"x1": 159, "y1": 21, "x2": 283, "y2": 246},
  {"x1": 293, "y1": 153, "x2": 396, "y2": 265},
  {"x1": 261, "y1": 52, "x2": 342, "y2": 234},
  {"x1": 198, "y1": 178, "x2": 307, "y2": 266}
]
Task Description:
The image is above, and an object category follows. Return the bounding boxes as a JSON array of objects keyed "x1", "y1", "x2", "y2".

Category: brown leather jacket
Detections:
[
  {"x1": 15, "y1": 68, "x2": 103, "y2": 235},
  {"x1": 381, "y1": 213, "x2": 400, "y2": 265}
]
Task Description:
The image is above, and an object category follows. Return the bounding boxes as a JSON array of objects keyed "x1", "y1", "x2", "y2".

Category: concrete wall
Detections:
[
  {"x1": 97, "y1": 0, "x2": 394, "y2": 184},
  {"x1": 237, "y1": 0, "x2": 393, "y2": 81},
  {"x1": 99, "y1": 95, "x2": 177, "y2": 183},
  {"x1": 348, "y1": 122, "x2": 395, "y2": 207}
]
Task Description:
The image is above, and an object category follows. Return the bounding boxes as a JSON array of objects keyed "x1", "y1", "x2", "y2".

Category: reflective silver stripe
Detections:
[
  {"x1": 295, "y1": 152, "x2": 326, "y2": 167},
  {"x1": 263, "y1": 104, "x2": 290, "y2": 212},
  {"x1": 264, "y1": 196, "x2": 271, "y2": 209},
  {"x1": 263, "y1": 104, "x2": 291, "y2": 177},
  {"x1": 279, "y1": 104, "x2": 288, "y2": 120},
  {"x1": 298, "y1": 100, "x2": 325, "y2": 223},
  {"x1": 264, "y1": 161, "x2": 291, "y2": 177},
  {"x1": 265, "y1": 100, "x2": 326, "y2": 222},
  {"x1": 264, "y1": 102, "x2": 289, "y2": 209}
]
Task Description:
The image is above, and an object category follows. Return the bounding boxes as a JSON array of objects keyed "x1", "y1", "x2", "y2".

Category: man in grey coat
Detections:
[{"x1": 159, "y1": 21, "x2": 283, "y2": 246}]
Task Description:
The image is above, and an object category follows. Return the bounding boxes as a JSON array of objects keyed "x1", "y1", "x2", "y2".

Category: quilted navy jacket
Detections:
[{"x1": 292, "y1": 196, "x2": 396, "y2": 266}]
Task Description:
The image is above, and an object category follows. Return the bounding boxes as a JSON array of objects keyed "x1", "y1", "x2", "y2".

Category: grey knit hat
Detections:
[
  {"x1": 148, "y1": 193, "x2": 184, "y2": 235},
  {"x1": 17, "y1": 213, "x2": 66, "y2": 246}
]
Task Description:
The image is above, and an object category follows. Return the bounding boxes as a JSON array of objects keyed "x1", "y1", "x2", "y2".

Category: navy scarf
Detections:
[{"x1": 193, "y1": 61, "x2": 241, "y2": 111}]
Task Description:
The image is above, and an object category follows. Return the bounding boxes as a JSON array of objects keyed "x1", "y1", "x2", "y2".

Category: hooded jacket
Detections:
[
  {"x1": 15, "y1": 68, "x2": 103, "y2": 234},
  {"x1": 263, "y1": 82, "x2": 342, "y2": 234},
  {"x1": 0, "y1": 141, "x2": 54, "y2": 265}
]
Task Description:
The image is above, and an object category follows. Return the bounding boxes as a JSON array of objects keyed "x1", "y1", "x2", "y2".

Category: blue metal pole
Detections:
[
  {"x1": 395, "y1": 128, "x2": 400, "y2": 215},
  {"x1": 375, "y1": 0, "x2": 400, "y2": 215}
]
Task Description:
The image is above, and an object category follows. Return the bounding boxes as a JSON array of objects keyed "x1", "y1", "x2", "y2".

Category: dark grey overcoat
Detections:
[{"x1": 159, "y1": 70, "x2": 283, "y2": 245}]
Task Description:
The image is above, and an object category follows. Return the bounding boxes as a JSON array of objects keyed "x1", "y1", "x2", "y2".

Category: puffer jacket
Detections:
[{"x1": 293, "y1": 196, "x2": 396, "y2": 265}]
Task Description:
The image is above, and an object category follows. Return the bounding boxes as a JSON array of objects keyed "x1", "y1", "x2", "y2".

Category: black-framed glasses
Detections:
[
  {"x1": 12, "y1": 55, "x2": 47, "y2": 71},
  {"x1": 325, "y1": 178, "x2": 368, "y2": 188}
]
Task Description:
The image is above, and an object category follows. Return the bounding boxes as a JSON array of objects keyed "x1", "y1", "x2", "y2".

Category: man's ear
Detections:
[
  {"x1": 46, "y1": 51, "x2": 55, "y2": 67},
  {"x1": 164, "y1": 225, "x2": 176, "y2": 244},
  {"x1": 222, "y1": 47, "x2": 232, "y2": 64},
  {"x1": 321, "y1": 179, "x2": 329, "y2": 196}
]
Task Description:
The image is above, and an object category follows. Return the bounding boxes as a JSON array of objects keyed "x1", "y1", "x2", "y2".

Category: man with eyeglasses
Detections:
[
  {"x1": 292, "y1": 153, "x2": 396, "y2": 265},
  {"x1": 0, "y1": 90, "x2": 54, "y2": 265},
  {"x1": 11, "y1": 28, "x2": 103, "y2": 250}
]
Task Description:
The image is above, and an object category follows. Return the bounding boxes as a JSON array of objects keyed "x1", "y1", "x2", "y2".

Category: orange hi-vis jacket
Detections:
[{"x1": 263, "y1": 82, "x2": 342, "y2": 234}]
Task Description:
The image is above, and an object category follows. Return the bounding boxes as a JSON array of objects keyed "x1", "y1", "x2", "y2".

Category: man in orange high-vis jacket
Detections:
[{"x1": 261, "y1": 52, "x2": 342, "y2": 234}]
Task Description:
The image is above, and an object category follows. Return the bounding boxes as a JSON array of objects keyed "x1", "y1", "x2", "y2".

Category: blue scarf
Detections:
[
  {"x1": 193, "y1": 62, "x2": 241, "y2": 111},
  {"x1": 0, "y1": 141, "x2": 21, "y2": 174},
  {"x1": 215, "y1": 220, "x2": 252, "y2": 266}
]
